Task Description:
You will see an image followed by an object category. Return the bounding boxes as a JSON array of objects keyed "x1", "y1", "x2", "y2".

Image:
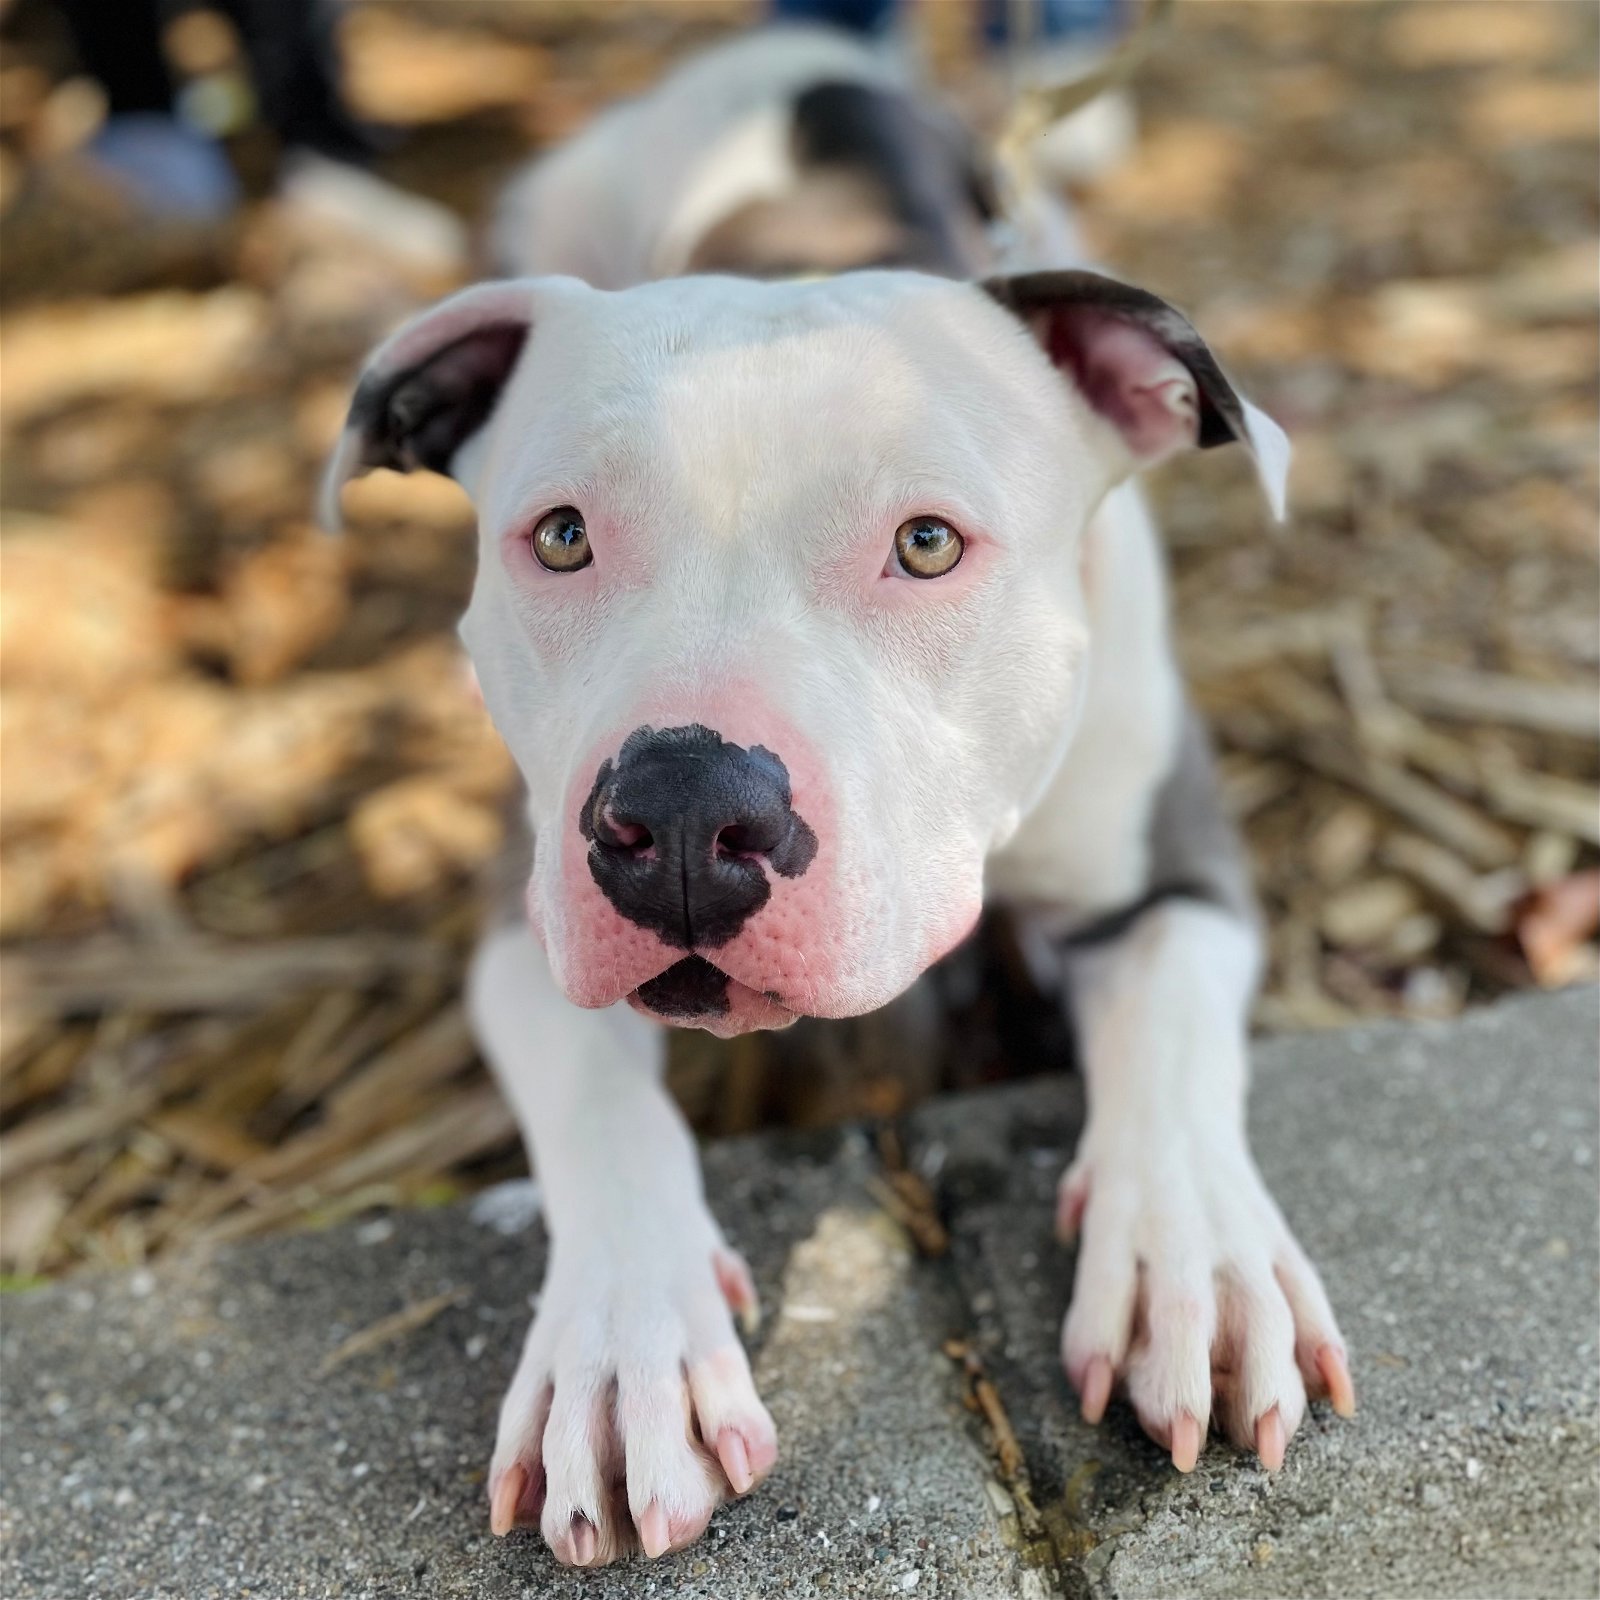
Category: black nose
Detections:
[{"x1": 580, "y1": 724, "x2": 818, "y2": 949}]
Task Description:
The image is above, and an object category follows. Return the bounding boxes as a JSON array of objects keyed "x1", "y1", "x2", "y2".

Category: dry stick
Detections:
[
  {"x1": 1217, "y1": 756, "x2": 1297, "y2": 821},
  {"x1": 188, "y1": 1009, "x2": 314, "y2": 1128},
  {"x1": 943, "y1": 1340, "x2": 1036, "y2": 1518},
  {"x1": 1380, "y1": 832, "x2": 1522, "y2": 934},
  {"x1": 0, "y1": 1027, "x2": 91, "y2": 1118},
  {"x1": 1377, "y1": 709, "x2": 1486, "y2": 793},
  {"x1": 152, "y1": 1008, "x2": 295, "y2": 1102},
  {"x1": 1296, "y1": 734, "x2": 1521, "y2": 870},
  {"x1": 3, "y1": 1171, "x2": 71, "y2": 1279},
  {"x1": 873, "y1": 1128, "x2": 949, "y2": 1257},
  {"x1": 272, "y1": 989, "x2": 369, "y2": 1103},
  {"x1": 866, "y1": 1175, "x2": 950, "y2": 1259},
  {"x1": 54, "y1": 1143, "x2": 174, "y2": 1251},
  {"x1": 1329, "y1": 621, "x2": 1485, "y2": 789},
  {"x1": 1182, "y1": 607, "x2": 1358, "y2": 679},
  {"x1": 268, "y1": 990, "x2": 441, "y2": 1127},
  {"x1": 973, "y1": 1370, "x2": 1025, "y2": 1480},
  {"x1": 317, "y1": 1286, "x2": 469, "y2": 1378},
  {"x1": 0, "y1": 1084, "x2": 163, "y2": 1182},
  {"x1": 310, "y1": 1086, "x2": 514, "y2": 1197},
  {"x1": 167, "y1": 1001, "x2": 473, "y2": 1231},
  {"x1": 324, "y1": 1003, "x2": 475, "y2": 1124},
  {"x1": 1, "y1": 936, "x2": 450, "y2": 1015},
  {"x1": 1480, "y1": 762, "x2": 1600, "y2": 845},
  {"x1": 145, "y1": 1107, "x2": 270, "y2": 1173},
  {"x1": 1383, "y1": 663, "x2": 1600, "y2": 742},
  {"x1": 1329, "y1": 615, "x2": 1403, "y2": 752},
  {"x1": 151, "y1": 1110, "x2": 384, "y2": 1241},
  {"x1": 0, "y1": 1011, "x2": 56, "y2": 1078},
  {"x1": 197, "y1": 1086, "x2": 515, "y2": 1245}
]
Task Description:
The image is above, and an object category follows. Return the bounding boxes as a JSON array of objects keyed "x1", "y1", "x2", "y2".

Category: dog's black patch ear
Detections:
[
  {"x1": 984, "y1": 269, "x2": 1289, "y2": 519},
  {"x1": 320, "y1": 281, "x2": 535, "y2": 528}
]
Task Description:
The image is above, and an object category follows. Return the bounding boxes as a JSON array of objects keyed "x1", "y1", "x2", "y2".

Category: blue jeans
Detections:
[{"x1": 772, "y1": 0, "x2": 1121, "y2": 43}]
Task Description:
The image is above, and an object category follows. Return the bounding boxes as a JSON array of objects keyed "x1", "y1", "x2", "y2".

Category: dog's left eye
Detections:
[
  {"x1": 530, "y1": 507, "x2": 592, "y2": 572},
  {"x1": 890, "y1": 516, "x2": 964, "y2": 579}
]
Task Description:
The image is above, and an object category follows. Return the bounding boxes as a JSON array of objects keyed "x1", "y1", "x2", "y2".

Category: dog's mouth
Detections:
[
  {"x1": 627, "y1": 956, "x2": 798, "y2": 1036},
  {"x1": 635, "y1": 955, "x2": 732, "y2": 1019}
]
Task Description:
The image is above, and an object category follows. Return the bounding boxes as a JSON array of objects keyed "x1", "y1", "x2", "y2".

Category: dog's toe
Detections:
[
  {"x1": 489, "y1": 1456, "x2": 545, "y2": 1535},
  {"x1": 1209, "y1": 1257, "x2": 1308, "y2": 1465}
]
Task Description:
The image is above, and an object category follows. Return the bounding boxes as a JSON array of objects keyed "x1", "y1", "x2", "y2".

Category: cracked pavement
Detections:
[{"x1": 3, "y1": 989, "x2": 1597, "y2": 1598}]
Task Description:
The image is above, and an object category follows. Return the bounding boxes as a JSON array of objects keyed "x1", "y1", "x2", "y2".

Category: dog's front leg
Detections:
[
  {"x1": 1038, "y1": 899, "x2": 1356, "y2": 1471},
  {"x1": 467, "y1": 922, "x2": 776, "y2": 1566}
]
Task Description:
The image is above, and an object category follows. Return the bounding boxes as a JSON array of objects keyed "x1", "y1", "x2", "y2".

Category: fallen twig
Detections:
[
  {"x1": 872, "y1": 1128, "x2": 948, "y2": 1257},
  {"x1": 1480, "y1": 761, "x2": 1600, "y2": 845},
  {"x1": 1, "y1": 936, "x2": 452, "y2": 1016},
  {"x1": 317, "y1": 1285, "x2": 469, "y2": 1377},
  {"x1": 1296, "y1": 734, "x2": 1521, "y2": 869},
  {"x1": 943, "y1": 1339, "x2": 1032, "y2": 1499},
  {"x1": 0, "y1": 1084, "x2": 162, "y2": 1181},
  {"x1": 1384, "y1": 663, "x2": 1600, "y2": 741}
]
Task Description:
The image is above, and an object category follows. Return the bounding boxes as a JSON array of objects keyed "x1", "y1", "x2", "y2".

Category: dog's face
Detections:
[{"x1": 327, "y1": 272, "x2": 1284, "y2": 1034}]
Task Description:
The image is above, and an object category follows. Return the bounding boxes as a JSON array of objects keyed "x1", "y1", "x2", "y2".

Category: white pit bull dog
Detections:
[{"x1": 323, "y1": 26, "x2": 1354, "y2": 1568}]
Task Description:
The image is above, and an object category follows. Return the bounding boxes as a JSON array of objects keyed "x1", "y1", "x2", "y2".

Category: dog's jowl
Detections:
[{"x1": 325, "y1": 24, "x2": 1354, "y2": 1569}]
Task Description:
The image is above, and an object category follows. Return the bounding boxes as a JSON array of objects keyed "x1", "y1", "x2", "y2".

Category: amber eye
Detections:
[
  {"x1": 530, "y1": 506, "x2": 591, "y2": 572},
  {"x1": 892, "y1": 516, "x2": 964, "y2": 579}
]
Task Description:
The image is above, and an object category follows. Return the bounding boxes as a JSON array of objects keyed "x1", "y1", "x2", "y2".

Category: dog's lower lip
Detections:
[
  {"x1": 635, "y1": 955, "x2": 730, "y2": 1019},
  {"x1": 627, "y1": 965, "x2": 796, "y2": 1017}
]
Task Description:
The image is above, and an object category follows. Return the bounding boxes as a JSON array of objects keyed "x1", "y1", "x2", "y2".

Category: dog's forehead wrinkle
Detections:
[
  {"x1": 514, "y1": 368, "x2": 1000, "y2": 564},
  {"x1": 494, "y1": 276, "x2": 1077, "y2": 548}
]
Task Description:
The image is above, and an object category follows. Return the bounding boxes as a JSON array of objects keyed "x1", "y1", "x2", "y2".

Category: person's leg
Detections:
[
  {"x1": 770, "y1": 0, "x2": 898, "y2": 36},
  {"x1": 982, "y1": 0, "x2": 1124, "y2": 48},
  {"x1": 57, "y1": 0, "x2": 174, "y2": 115},
  {"x1": 216, "y1": 0, "x2": 373, "y2": 164},
  {"x1": 57, "y1": 0, "x2": 239, "y2": 219},
  {"x1": 215, "y1": 0, "x2": 466, "y2": 274}
]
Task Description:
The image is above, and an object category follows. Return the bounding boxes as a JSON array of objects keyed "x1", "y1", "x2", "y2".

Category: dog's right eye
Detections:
[
  {"x1": 890, "y1": 516, "x2": 964, "y2": 579},
  {"x1": 530, "y1": 507, "x2": 592, "y2": 572}
]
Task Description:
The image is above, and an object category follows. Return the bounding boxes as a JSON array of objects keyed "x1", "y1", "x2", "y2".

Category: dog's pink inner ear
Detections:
[
  {"x1": 1037, "y1": 305, "x2": 1201, "y2": 465},
  {"x1": 983, "y1": 270, "x2": 1290, "y2": 520}
]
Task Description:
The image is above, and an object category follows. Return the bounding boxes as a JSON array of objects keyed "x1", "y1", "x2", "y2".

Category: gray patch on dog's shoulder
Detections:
[
  {"x1": 1057, "y1": 705, "x2": 1257, "y2": 951},
  {"x1": 1143, "y1": 705, "x2": 1257, "y2": 927}
]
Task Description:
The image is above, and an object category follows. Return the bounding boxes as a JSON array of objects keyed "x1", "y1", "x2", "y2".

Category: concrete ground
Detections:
[{"x1": 3, "y1": 988, "x2": 1596, "y2": 1599}]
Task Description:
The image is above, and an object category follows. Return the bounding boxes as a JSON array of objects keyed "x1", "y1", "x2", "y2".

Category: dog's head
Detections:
[{"x1": 325, "y1": 271, "x2": 1285, "y2": 1034}]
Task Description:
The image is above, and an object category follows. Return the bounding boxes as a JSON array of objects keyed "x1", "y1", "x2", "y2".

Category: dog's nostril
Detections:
[
  {"x1": 715, "y1": 824, "x2": 761, "y2": 860},
  {"x1": 596, "y1": 805, "x2": 653, "y2": 853}
]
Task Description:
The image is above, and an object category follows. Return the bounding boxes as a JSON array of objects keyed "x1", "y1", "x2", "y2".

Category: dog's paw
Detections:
[
  {"x1": 487, "y1": 1240, "x2": 775, "y2": 1566},
  {"x1": 1056, "y1": 1131, "x2": 1354, "y2": 1472}
]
